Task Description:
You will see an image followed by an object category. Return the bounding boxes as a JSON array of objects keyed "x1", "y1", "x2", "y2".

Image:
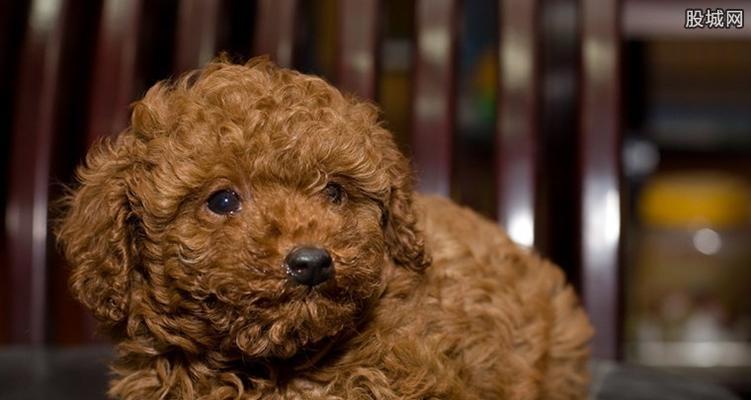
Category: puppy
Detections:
[{"x1": 57, "y1": 58, "x2": 592, "y2": 399}]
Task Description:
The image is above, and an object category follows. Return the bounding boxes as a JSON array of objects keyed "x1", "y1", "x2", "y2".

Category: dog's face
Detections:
[{"x1": 57, "y1": 59, "x2": 428, "y2": 360}]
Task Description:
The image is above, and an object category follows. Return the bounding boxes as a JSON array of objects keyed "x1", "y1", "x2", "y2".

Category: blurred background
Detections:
[{"x1": 1, "y1": 0, "x2": 750, "y2": 398}]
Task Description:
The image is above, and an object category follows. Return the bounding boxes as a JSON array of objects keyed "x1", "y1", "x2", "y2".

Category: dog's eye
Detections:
[
  {"x1": 207, "y1": 190, "x2": 241, "y2": 215},
  {"x1": 323, "y1": 182, "x2": 345, "y2": 204}
]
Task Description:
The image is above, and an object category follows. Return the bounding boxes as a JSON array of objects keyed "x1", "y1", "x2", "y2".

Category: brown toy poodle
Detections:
[{"x1": 57, "y1": 58, "x2": 592, "y2": 399}]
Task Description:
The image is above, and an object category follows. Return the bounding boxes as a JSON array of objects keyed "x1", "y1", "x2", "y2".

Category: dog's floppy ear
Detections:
[
  {"x1": 56, "y1": 133, "x2": 142, "y2": 328},
  {"x1": 380, "y1": 133, "x2": 431, "y2": 272}
]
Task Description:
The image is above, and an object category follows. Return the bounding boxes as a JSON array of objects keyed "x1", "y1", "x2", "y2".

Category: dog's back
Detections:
[{"x1": 409, "y1": 195, "x2": 593, "y2": 399}]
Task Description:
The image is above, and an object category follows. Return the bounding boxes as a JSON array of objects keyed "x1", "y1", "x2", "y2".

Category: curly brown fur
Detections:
[{"x1": 57, "y1": 57, "x2": 592, "y2": 399}]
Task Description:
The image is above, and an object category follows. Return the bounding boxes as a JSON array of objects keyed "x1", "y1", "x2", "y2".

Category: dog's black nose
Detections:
[{"x1": 284, "y1": 247, "x2": 333, "y2": 286}]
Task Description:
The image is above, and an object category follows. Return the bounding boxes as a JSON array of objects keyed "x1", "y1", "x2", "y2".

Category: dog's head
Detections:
[{"x1": 56, "y1": 58, "x2": 429, "y2": 359}]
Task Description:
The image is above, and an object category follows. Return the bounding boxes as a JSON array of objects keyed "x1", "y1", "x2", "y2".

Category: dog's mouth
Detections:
[
  {"x1": 222, "y1": 250, "x2": 385, "y2": 359},
  {"x1": 231, "y1": 287, "x2": 361, "y2": 359},
  {"x1": 300, "y1": 278, "x2": 341, "y2": 297}
]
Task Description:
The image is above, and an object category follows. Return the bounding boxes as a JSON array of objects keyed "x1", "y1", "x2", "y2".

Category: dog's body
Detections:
[{"x1": 57, "y1": 59, "x2": 591, "y2": 399}]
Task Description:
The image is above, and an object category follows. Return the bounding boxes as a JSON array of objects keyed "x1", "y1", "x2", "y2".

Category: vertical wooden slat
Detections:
[
  {"x1": 5, "y1": 0, "x2": 69, "y2": 344},
  {"x1": 310, "y1": 0, "x2": 338, "y2": 80},
  {"x1": 412, "y1": 0, "x2": 456, "y2": 196},
  {"x1": 0, "y1": 0, "x2": 30, "y2": 344},
  {"x1": 174, "y1": 0, "x2": 220, "y2": 74},
  {"x1": 496, "y1": 0, "x2": 538, "y2": 248},
  {"x1": 254, "y1": 0, "x2": 297, "y2": 68},
  {"x1": 87, "y1": 0, "x2": 142, "y2": 146},
  {"x1": 580, "y1": 0, "x2": 622, "y2": 359},
  {"x1": 537, "y1": 0, "x2": 580, "y2": 280},
  {"x1": 73, "y1": 0, "x2": 141, "y2": 339},
  {"x1": 338, "y1": 0, "x2": 379, "y2": 100}
]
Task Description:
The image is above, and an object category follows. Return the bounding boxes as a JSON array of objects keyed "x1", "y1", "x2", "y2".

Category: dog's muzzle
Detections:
[{"x1": 284, "y1": 247, "x2": 333, "y2": 286}]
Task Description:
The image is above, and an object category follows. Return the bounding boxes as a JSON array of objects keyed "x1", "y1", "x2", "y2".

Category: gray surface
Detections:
[
  {"x1": 590, "y1": 360, "x2": 741, "y2": 400},
  {"x1": 0, "y1": 346, "x2": 111, "y2": 400},
  {"x1": 0, "y1": 347, "x2": 741, "y2": 399}
]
